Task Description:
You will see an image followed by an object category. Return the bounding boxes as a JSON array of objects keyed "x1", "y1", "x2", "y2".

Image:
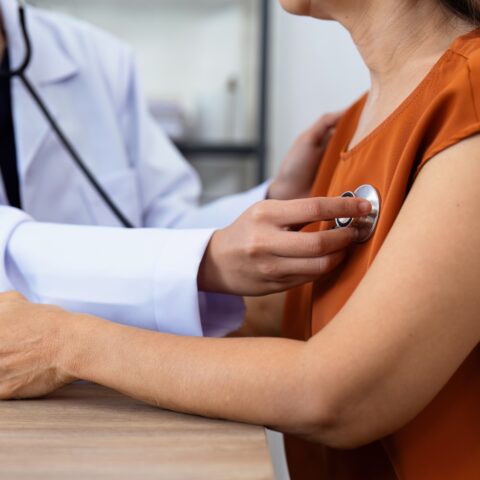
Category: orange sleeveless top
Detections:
[{"x1": 283, "y1": 30, "x2": 480, "y2": 480}]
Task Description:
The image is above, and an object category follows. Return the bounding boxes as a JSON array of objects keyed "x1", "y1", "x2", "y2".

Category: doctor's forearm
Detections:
[
  {"x1": 5, "y1": 219, "x2": 214, "y2": 335},
  {"x1": 61, "y1": 314, "x2": 325, "y2": 437}
]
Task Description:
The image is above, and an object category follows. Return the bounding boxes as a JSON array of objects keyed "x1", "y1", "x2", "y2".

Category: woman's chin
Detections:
[
  {"x1": 278, "y1": 0, "x2": 333, "y2": 20},
  {"x1": 278, "y1": 0, "x2": 311, "y2": 15}
]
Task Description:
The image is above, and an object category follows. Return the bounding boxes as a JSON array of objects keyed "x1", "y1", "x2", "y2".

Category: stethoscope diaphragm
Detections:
[{"x1": 335, "y1": 184, "x2": 381, "y2": 243}]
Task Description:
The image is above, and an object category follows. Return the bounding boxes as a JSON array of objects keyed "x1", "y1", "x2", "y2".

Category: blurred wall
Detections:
[
  {"x1": 268, "y1": 1, "x2": 370, "y2": 173},
  {"x1": 36, "y1": 0, "x2": 259, "y2": 143}
]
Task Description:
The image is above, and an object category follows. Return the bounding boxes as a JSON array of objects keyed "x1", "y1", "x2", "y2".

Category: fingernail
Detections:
[{"x1": 359, "y1": 200, "x2": 372, "y2": 214}]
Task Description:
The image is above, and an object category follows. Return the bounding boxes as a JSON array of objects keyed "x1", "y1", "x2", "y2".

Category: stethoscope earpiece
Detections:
[{"x1": 335, "y1": 184, "x2": 381, "y2": 243}]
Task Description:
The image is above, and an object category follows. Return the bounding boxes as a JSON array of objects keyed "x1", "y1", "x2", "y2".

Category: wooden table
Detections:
[{"x1": 0, "y1": 383, "x2": 274, "y2": 480}]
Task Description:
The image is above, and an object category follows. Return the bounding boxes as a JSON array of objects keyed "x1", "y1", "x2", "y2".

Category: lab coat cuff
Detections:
[
  {"x1": 173, "y1": 180, "x2": 272, "y2": 230},
  {"x1": 198, "y1": 292, "x2": 245, "y2": 338},
  {"x1": 153, "y1": 228, "x2": 215, "y2": 337},
  {"x1": 251, "y1": 180, "x2": 271, "y2": 201},
  {"x1": 0, "y1": 209, "x2": 33, "y2": 289}
]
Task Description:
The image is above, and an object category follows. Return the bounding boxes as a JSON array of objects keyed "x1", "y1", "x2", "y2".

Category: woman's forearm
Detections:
[{"x1": 61, "y1": 314, "x2": 327, "y2": 437}]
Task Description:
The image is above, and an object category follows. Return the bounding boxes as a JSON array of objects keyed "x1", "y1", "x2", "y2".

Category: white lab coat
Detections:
[{"x1": 0, "y1": 0, "x2": 268, "y2": 337}]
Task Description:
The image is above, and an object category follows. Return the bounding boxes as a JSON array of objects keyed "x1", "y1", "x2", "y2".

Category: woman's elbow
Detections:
[{"x1": 286, "y1": 380, "x2": 379, "y2": 450}]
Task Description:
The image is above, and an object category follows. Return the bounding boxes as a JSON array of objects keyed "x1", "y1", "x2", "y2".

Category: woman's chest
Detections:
[{"x1": 309, "y1": 134, "x2": 423, "y2": 333}]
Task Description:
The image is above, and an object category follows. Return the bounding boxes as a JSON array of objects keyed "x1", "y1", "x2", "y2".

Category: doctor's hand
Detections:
[
  {"x1": 268, "y1": 112, "x2": 342, "y2": 201},
  {"x1": 0, "y1": 292, "x2": 75, "y2": 400},
  {"x1": 198, "y1": 196, "x2": 371, "y2": 296}
]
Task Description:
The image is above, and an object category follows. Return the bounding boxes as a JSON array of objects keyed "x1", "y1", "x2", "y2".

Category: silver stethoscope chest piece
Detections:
[{"x1": 335, "y1": 184, "x2": 381, "y2": 243}]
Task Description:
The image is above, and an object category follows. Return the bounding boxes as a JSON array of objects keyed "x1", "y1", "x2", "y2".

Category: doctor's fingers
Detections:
[
  {"x1": 272, "y1": 227, "x2": 358, "y2": 258},
  {"x1": 0, "y1": 291, "x2": 28, "y2": 304},
  {"x1": 303, "y1": 111, "x2": 343, "y2": 146},
  {"x1": 271, "y1": 251, "x2": 347, "y2": 285},
  {"x1": 262, "y1": 197, "x2": 372, "y2": 227}
]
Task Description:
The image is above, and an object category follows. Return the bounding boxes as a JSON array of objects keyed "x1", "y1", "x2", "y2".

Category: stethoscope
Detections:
[
  {"x1": 335, "y1": 185, "x2": 381, "y2": 243},
  {"x1": 0, "y1": 0, "x2": 134, "y2": 228}
]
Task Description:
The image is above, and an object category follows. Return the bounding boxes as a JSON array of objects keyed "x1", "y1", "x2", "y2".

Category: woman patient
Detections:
[{"x1": 1, "y1": 0, "x2": 479, "y2": 478}]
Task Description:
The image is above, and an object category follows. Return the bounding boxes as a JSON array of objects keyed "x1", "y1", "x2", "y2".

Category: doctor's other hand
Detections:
[
  {"x1": 268, "y1": 112, "x2": 342, "y2": 201},
  {"x1": 198, "y1": 196, "x2": 371, "y2": 297},
  {"x1": 0, "y1": 292, "x2": 75, "y2": 400}
]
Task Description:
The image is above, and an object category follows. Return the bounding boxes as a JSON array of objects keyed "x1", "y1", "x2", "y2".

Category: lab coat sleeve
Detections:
[
  {"x1": 116, "y1": 46, "x2": 203, "y2": 230},
  {"x1": 174, "y1": 181, "x2": 271, "y2": 229},
  {"x1": 1, "y1": 206, "x2": 215, "y2": 337}
]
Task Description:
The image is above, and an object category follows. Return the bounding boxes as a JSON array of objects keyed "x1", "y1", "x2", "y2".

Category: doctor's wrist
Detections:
[
  {"x1": 197, "y1": 230, "x2": 229, "y2": 295},
  {"x1": 267, "y1": 179, "x2": 288, "y2": 201}
]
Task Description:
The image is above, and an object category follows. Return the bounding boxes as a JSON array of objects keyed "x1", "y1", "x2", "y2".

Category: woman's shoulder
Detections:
[
  {"x1": 449, "y1": 28, "x2": 480, "y2": 62},
  {"x1": 435, "y1": 30, "x2": 480, "y2": 106},
  {"x1": 414, "y1": 32, "x2": 480, "y2": 170}
]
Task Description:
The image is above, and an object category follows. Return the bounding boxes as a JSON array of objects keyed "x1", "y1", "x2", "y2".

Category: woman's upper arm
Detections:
[{"x1": 305, "y1": 135, "x2": 480, "y2": 447}]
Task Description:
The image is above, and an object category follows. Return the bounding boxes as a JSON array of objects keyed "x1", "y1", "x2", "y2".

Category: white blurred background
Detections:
[{"x1": 31, "y1": 1, "x2": 369, "y2": 478}]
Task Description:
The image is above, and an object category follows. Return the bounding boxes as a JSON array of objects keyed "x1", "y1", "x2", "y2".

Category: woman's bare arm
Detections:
[
  {"x1": 2, "y1": 136, "x2": 479, "y2": 449},
  {"x1": 299, "y1": 134, "x2": 480, "y2": 446}
]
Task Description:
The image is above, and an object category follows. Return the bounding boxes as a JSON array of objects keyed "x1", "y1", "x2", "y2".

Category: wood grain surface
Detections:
[{"x1": 0, "y1": 383, "x2": 274, "y2": 480}]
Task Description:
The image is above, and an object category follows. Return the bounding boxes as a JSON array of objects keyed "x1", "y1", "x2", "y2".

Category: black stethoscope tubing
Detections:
[{"x1": 0, "y1": 2, "x2": 134, "y2": 228}]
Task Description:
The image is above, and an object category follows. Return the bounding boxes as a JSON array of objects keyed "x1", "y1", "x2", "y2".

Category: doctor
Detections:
[{"x1": 0, "y1": 0, "x2": 367, "y2": 337}]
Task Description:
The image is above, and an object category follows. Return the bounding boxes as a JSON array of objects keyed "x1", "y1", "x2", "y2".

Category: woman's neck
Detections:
[
  {"x1": 323, "y1": 0, "x2": 476, "y2": 149},
  {"x1": 341, "y1": 1, "x2": 474, "y2": 93}
]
